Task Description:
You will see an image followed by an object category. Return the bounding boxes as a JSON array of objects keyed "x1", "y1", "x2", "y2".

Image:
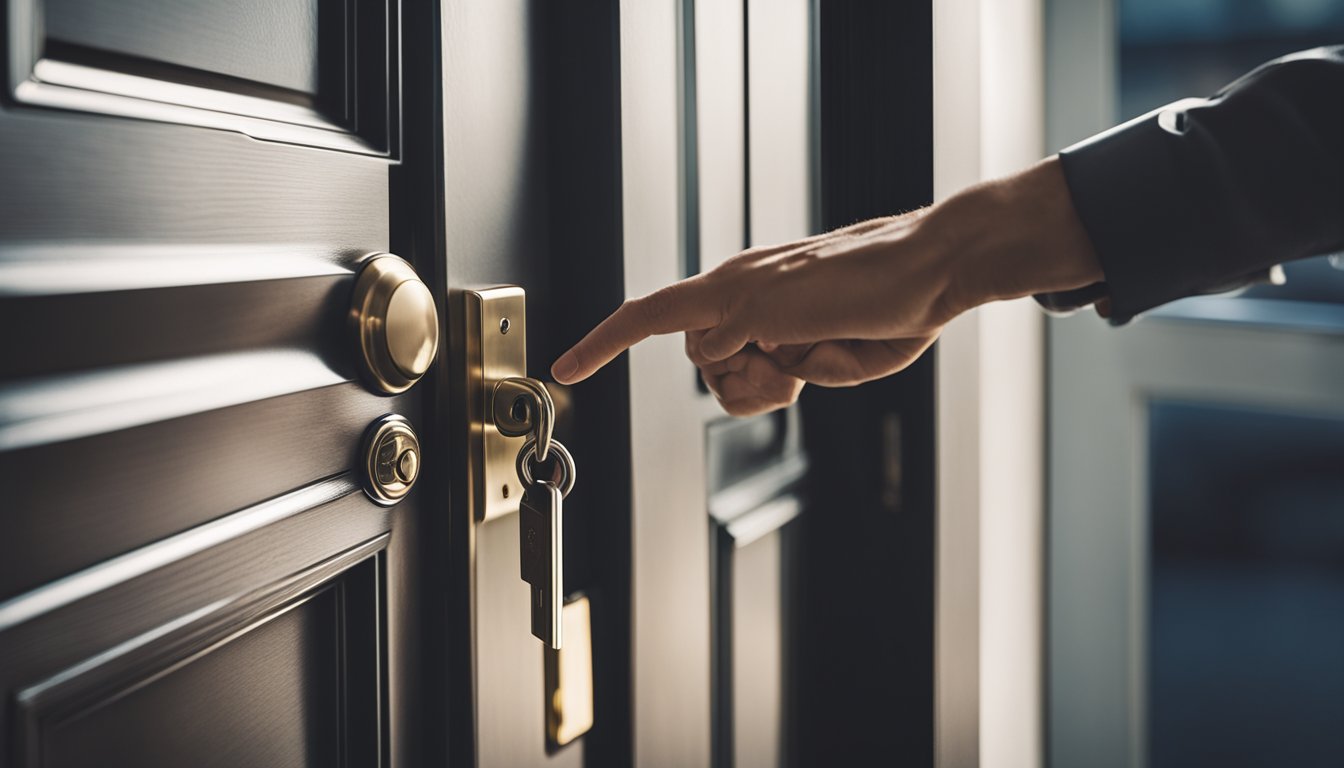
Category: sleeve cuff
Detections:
[{"x1": 1056, "y1": 101, "x2": 1217, "y2": 324}]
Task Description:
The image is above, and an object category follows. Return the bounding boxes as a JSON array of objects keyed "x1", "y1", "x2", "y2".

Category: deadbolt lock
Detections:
[
  {"x1": 361, "y1": 414, "x2": 421, "y2": 506},
  {"x1": 351, "y1": 253, "x2": 440, "y2": 395}
]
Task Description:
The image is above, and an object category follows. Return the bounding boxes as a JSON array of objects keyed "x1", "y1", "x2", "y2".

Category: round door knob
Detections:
[
  {"x1": 351, "y1": 253, "x2": 440, "y2": 394},
  {"x1": 361, "y1": 414, "x2": 421, "y2": 505}
]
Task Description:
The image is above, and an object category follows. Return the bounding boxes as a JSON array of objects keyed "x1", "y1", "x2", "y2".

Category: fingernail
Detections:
[{"x1": 552, "y1": 352, "x2": 578, "y2": 383}]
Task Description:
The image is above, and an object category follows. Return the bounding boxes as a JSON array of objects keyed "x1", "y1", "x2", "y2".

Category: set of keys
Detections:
[
  {"x1": 493, "y1": 376, "x2": 576, "y2": 649},
  {"x1": 514, "y1": 430, "x2": 576, "y2": 650}
]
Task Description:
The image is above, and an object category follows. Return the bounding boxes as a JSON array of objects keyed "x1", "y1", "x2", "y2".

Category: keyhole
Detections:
[{"x1": 510, "y1": 395, "x2": 531, "y2": 425}]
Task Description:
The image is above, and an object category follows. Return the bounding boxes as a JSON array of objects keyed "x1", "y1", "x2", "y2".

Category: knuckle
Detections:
[
  {"x1": 619, "y1": 296, "x2": 644, "y2": 321},
  {"x1": 639, "y1": 285, "x2": 679, "y2": 324}
]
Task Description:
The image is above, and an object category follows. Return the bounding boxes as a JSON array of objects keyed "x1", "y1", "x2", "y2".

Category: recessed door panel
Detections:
[
  {"x1": 730, "y1": 528, "x2": 786, "y2": 768},
  {"x1": 746, "y1": 0, "x2": 813, "y2": 245},
  {"x1": 44, "y1": 0, "x2": 323, "y2": 94},
  {"x1": 8, "y1": 0, "x2": 396, "y2": 152},
  {"x1": 16, "y1": 557, "x2": 381, "y2": 768}
]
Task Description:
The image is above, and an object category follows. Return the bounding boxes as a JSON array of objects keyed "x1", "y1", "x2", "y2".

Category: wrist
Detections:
[{"x1": 922, "y1": 157, "x2": 1104, "y2": 315}]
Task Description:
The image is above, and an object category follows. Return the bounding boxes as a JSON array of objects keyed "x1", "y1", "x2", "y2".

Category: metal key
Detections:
[{"x1": 519, "y1": 478, "x2": 563, "y2": 649}]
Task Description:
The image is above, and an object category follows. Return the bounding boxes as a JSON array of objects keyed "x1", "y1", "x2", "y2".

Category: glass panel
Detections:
[
  {"x1": 1148, "y1": 401, "x2": 1344, "y2": 768},
  {"x1": 1118, "y1": 0, "x2": 1344, "y2": 120}
]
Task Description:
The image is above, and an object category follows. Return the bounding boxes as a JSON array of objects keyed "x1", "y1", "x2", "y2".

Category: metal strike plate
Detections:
[
  {"x1": 545, "y1": 595, "x2": 594, "y2": 752},
  {"x1": 466, "y1": 286, "x2": 529, "y2": 522}
]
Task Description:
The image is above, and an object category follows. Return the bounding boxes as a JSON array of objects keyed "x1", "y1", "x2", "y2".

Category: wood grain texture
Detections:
[
  {"x1": 0, "y1": 385, "x2": 418, "y2": 600},
  {"x1": 9, "y1": 539, "x2": 386, "y2": 767},
  {"x1": 43, "y1": 585, "x2": 343, "y2": 768},
  {"x1": 0, "y1": 497, "x2": 389, "y2": 689},
  {"x1": 0, "y1": 273, "x2": 356, "y2": 379},
  {"x1": 0, "y1": 110, "x2": 387, "y2": 245}
]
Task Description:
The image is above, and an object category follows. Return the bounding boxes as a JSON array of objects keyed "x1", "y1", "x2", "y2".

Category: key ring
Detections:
[{"x1": 516, "y1": 435, "x2": 576, "y2": 498}]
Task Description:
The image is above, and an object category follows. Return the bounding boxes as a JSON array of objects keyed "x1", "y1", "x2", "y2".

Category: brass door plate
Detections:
[
  {"x1": 465, "y1": 286, "x2": 529, "y2": 522},
  {"x1": 546, "y1": 595, "x2": 594, "y2": 751}
]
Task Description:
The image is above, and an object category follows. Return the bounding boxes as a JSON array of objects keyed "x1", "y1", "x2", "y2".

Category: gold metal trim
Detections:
[
  {"x1": 465, "y1": 286, "x2": 530, "y2": 522},
  {"x1": 350, "y1": 254, "x2": 440, "y2": 395},
  {"x1": 546, "y1": 595, "x2": 595, "y2": 751}
]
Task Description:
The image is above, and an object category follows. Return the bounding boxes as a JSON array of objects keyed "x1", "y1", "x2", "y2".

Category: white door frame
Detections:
[{"x1": 934, "y1": 1, "x2": 1048, "y2": 766}]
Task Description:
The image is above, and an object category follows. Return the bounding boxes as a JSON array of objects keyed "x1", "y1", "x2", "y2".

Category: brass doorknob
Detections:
[{"x1": 351, "y1": 253, "x2": 440, "y2": 394}]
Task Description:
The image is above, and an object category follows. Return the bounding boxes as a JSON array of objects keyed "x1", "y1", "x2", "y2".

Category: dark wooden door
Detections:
[{"x1": 0, "y1": 1, "x2": 448, "y2": 765}]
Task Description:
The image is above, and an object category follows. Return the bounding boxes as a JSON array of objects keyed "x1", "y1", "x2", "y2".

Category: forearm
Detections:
[{"x1": 920, "y1": 157, "x2": 1105, "y2": 316}]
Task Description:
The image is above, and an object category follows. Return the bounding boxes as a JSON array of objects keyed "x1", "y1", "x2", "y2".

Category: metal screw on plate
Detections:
[
  {"x1": 500, "y1": 317, "x2": 511, "y2": 334},
  {"x1": 503, "y1": 484, "x2": 511, "y2": 499}
]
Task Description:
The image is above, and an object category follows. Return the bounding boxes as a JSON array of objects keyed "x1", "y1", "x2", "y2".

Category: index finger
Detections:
[{"x1": 551, "y1": 278, "x2": 719, "y2": 384}]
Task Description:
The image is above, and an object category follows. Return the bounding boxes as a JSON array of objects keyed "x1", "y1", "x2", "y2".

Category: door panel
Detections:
[
  {"x1": 0, "y1": 114, "x2": 385, "y2": 242},
  {"x1": 621, "y1": 1, "x2": 715, "y2": 762},
  {"x1": 1, "y1": 0, "x2": 435, "y2": 764},
  {"x1": 729, "y1": 527, "x2": 786, "y2": 768},
  {"x1": 0, "y1": 387, "x2": 389, "y2": 599},
  {"x1": 2, "y1": 492, "x2": 389, "y2": 758},
  {"x1": 27, "y1": 554, "x2": 380, "y2": 768},
  {"x1": 745, "y1": 0, "x2": 813, "y2": 246},
  {"x1": 623, "y1": 2, "x2": 819, "y2": 765},
  {"x1": 689, "y1": 0, "x2": 745, "y2": 276},
  {"x1": 44, "y1": 0, "x2": 323, "y2": 94},
  {"x1": 0, "y1": 271, "x2": 353, "y2": 378},
  {"x1": 9, "y1": 0, "x2": 394, "y2": 152}
]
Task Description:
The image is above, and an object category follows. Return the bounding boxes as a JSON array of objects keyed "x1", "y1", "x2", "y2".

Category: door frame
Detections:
[{"x1": 933, "y1": 0, "x2": 1048, "y2": 766}]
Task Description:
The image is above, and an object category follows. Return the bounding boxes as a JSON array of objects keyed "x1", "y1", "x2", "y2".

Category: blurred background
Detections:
[{"x1": 1047, "y1": 1, "x2": 1344, "y2": 766}]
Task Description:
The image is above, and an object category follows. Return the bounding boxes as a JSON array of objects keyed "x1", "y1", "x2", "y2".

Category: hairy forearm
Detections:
[{"x1": 923, "y1": 157, "x2": 1104, "y2": 316}]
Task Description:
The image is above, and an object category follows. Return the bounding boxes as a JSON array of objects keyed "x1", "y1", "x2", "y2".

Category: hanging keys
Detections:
[
  {"x1": 520, "y1": 479, "x2": 563, "y2": 649},
  {"x1": 517, "y1": 435, "x2": 576, "y2": 649}
]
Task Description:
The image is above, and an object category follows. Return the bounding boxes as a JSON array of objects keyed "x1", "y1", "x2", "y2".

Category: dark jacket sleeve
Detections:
[{"x1": 1035, "y1": 45, "x2": 1344, "y2": 324}]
